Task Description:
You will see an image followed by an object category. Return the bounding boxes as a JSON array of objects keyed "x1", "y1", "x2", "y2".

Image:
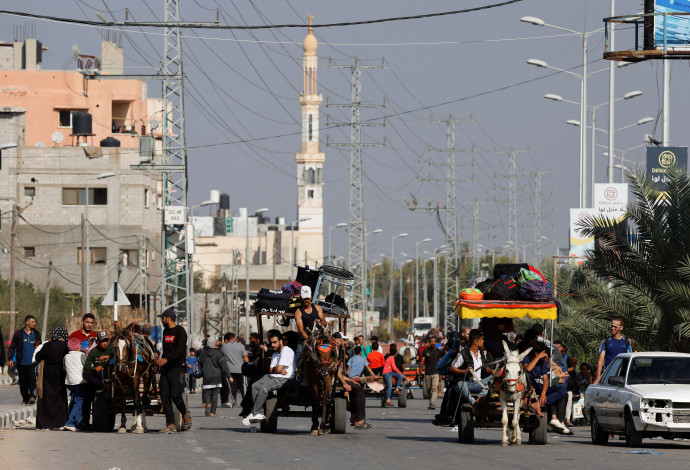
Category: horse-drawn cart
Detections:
[
  {"x1": 453, "y1": 299, "x2": 557, "y2": 445},
  {"x1": 254, "y1": 265, "x2": 354, "y2": 434}
]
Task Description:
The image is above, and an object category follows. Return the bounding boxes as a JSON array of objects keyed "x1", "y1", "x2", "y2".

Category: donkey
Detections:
[
  {"x1": 111, "y1": 324, "x2": 156, "y2": 434},
  {"x1": 301, "y1": 326, "x2": 340, "y2": 436},
  {"x1": 496, "y1": 340, "x2": 532, "y2": 446}
]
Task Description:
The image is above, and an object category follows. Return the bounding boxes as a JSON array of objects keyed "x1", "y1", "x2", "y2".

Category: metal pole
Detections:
[
  {"x1": 328, "y1": 226, "x2": 332, "y2": 265},
  {"x1": 81, "y1": 214, "x2": 86, "y2": 315},
  {"x1": 663, "y1": 58, "x2": 670, "y2": 145},
  {"x1": 399, "y1": 262, "x2": 403, "y2": 321},
  {"x1": 415, "y1": 247, "x2": 419, "y2": 320},
  {"x1": 291, "y1": 221, "x2": 295, "y2": 278},
  {"x1": 591, "y1": 106, "x2": 596, "y2": 204},
  {"x1": 245, "y1": 214, "x2": 250, "y2": 338},
  {"x1": 41, "y1": 262, "x2": 52, "y2": 335},
  {"x1": 433, "y1": 256, "x2": 439, "y2": 327},
  {"x1": 388, "y1": 237, "x2": 395, "y2": 335},
  {"x1": 85, "y1": 182, "x2": 90, "y2": 314},
  {"x1": 580, "y1": 33, "x2": 588, "y2": 207},
  {"x1": 608, "y1": 0, "x2": 616, "y2": 183}
]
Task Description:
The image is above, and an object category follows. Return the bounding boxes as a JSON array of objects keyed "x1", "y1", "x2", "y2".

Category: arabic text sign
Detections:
[
  {"x1": 594, "y1": 183, "x2": 628, "y2": 223},
  {"x1": 569, "y1": 208, "x2": 597, "y2": 258},
  {"x1": 646, "y1": 146, "x2": 688, "y2": 192}
]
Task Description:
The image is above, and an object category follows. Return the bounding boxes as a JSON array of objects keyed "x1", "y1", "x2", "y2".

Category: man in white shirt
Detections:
[{"x1": 243, "y1": 330, "x2": 294, "y2": 426}]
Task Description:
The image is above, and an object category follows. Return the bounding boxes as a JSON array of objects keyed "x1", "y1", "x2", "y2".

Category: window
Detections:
[
  {"x1": 59, "y1": 110, "x2": 78, "y2": 128},
  {"x1": 602, "y1": 357, "x2": 629, "y2": 385},
  {"x1": 77, "y1": 247, "x2": 107, "y2": 264},
  {"x1": 24, "y1": 187, "x2": 35, "y2": 197},
  {"x1": 120, "y1": 249, "x2": 139, "y2": 267},
  {"x1": 307, "y1": 189, "x2": 314, "y2": 199},
  {"x1": 63, "y1": 188, "x2": 108, "y2": 206},
  {"x1": 306, "y1": 168, "x2": 315, "y2": 184},
  {"x1": 308, "y1": 114, "x2": 313, "y2": 141},
  {"x1": 112, "y1": 100, "x2": 133, "y2": 133},
  {"x1": 24, "y1": 247, "x2": 35, "y2": 257},
  {"x1": 144, "y1": 188, "x2": 151, "y2": 208}
]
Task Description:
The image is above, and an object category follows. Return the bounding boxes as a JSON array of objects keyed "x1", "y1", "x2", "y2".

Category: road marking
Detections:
[
  {"x1": 205, "y1": 457, "x2": 227, "y2": 464},
  {"x1": 185, "y1": 439, "x2": 198, "y2": 444},
  {"x1": 192, "y1": 447, "x2": 205, "y2": 453}
]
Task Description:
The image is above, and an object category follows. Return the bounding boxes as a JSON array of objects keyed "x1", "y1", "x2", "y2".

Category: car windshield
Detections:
[
  {"x1": 415, "y1": 323, "x2": 432, "y2": 330},
  {"x1": 627, "y1": 357, "x2": 690, "y2": 385}
]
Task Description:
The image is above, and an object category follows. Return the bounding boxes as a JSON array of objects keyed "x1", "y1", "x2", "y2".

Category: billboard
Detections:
[
  {"x1": 594, "y1": 183, "x2": 628, "y2": 223},
  {"x1": 652, "y1": 1, "x2": 690, "y2": 50},
  {"x1": 646, "y1": 146, "x2": 688, "y2": 192},
  {"x1": 569, "y1": 208, "x2": 597, "y2": 259}
]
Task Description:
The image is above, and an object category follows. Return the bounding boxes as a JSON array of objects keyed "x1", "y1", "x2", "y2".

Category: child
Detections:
[
  {"x1": 63, "y1": 337, "x2": 86, "y2": 431},
  {"x1": 186, "y1": 348, "x2": 198, "y2": 394}
]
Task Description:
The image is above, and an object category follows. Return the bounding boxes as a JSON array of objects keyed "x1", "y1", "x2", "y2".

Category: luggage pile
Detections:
[
  {"x1": 254, "y1": 281, "x2": 303, "y2": 314},
  {"x1": 461, "y1": 263, "x2": 556, "y2": 303}
]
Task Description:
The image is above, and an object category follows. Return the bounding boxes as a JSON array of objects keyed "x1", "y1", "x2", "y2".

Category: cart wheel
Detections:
[
  {"x1": 317, "y1": 265, "x2": 355, "y2": 280},
  {"x1": 332, "y1": 397, "x2": 347, "y2": 434},
  {"x1": 398, "y1": 385, "x2": 407, "y2": 408},
  {"x1": 458, "y1": 404, "x2": 475, "y2": 443},
  {"x1": 529, "y1": 413, "x2": 548, "y2": 445},
  {"x1": 261, "y1": 397, "x2": 278, "y2": 433}
]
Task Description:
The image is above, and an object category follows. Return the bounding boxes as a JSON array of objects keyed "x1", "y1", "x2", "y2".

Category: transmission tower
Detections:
[
  {"x1": 327, "y1": 58, "x2": 385, "y2": 320},
  {"x1": 531, "y1": 171, "x2": 553, "y2": 262},
  {"x1": 461, "y1": 199, "x2": 490, "y2": 275},
  {"x1": 495, "y1": 148, "x2": 529, "y2": 262}
]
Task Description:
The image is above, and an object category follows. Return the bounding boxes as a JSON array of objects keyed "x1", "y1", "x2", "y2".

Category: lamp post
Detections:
[
  {"x1": 602, "y1": 143, "x2": 646, "y2": 182},
  {"x1": 523, "y1": 16, "x2": 607, "y2": 208},
  {"x1": 399, "y1": 259, "x2": 413, "y2": 322},
  {"x1": 245, "y1": 207, "x2": 269, "y2": 338},
  {"x1": 188, "y1": 194, "x2": 217, "y2": 345},
  {"x1": 415, "y1": 238, "x2": 432, "y2": 320},
  {"x1": 84, "y1": 171, "x2": 115, "y2": 314},
  {"x1": 291, "y1": 217, "x2": 311, "y2": 277},
  {"x1": 388, "y1": 233, "x2": 408, "y2": 335},
  {"x1": 545, "y1": 90, "x2": 643, "y2": 203},
  {"x1": 367, "y1": 261, "x2": 383, "y2": 338},
  {"x1": 363, "y1": 228, "x2": 382, "y2": 337},
  {"x1": 327, "y1": 222, "x2": 347, "y2": 265}
]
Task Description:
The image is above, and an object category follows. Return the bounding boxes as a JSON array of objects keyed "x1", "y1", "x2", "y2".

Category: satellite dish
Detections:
[
  {"x1": 35, "y1": 141, "x2": 46, "y2": 147},
  {"x1": 51, "y1": 131, "x2": 64, "y2": 145}
]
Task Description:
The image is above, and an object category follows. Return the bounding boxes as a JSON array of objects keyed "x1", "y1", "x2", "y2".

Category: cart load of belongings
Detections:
[
  {"x1": 454, "y1": 263, "x2": 559, "y2": 320},
  {"x1": 254, "y1": 281, "x2": 303, "y2": 314}
]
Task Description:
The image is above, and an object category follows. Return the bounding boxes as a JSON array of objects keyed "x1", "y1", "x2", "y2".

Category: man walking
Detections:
[
  {"x1": 420, "y1": 336, "x2": 443, "y2": 410},
  {"x1": 156, "y1": 308, "x2": 192, "y2": 433},
  {"x1": 595, "y1": 316, "x2": 632, "y2": 383},
  {"x1": 221, "y1": 332, "x2": 248, "y2": 407},
  {"x1": 242, "y1": 330, "x2": 294, "y2": 426},
  {"x1": 7, "y1": 315, "x2": 41, "y2": 405}
]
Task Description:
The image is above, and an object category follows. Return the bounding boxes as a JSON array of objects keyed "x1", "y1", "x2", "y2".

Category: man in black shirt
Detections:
[
  {"x1": 421, "y1": 336, "x2": 444, "y2": 410},
  {"x1": 156, "y1": 308, "x2": 192, "y2": 433}
]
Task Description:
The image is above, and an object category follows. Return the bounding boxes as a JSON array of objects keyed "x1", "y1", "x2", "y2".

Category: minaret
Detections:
[{"x1": 295, "y1": 14, "x2": 324, "y2": 267}]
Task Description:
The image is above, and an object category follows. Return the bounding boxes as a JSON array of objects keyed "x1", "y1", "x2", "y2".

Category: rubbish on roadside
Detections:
[{"x1": 609, "y1": 449, "x2": 664, "y2": 455}]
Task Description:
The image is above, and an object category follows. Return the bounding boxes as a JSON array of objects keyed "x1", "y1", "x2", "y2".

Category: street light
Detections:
[
  {"x1": 399, "y1": 259, "x2": 414, "y2": 323},
  {"x1": 415, "y1": 238, "x2": 432, "y2": 320},
  {"x1": 524, "y1": 15, "x2": 606, "y2": 208},
  {"x1": 84, "y1": 171, "x2": 115, "y2": 314},
  {"x1": 245, "y1": 207, "x2": 269, "y2": 337},
  {"x1": 389, "y1": 233, "x2": 408, "y2": 335},
  {"x1": 291, "y1": 217, "x2": 311, "y2": 278},
  {"x1": 362, "y1": 228, "x2": 383, "y2": 337},
  {"x1": 327, "y1": 222, "x2": 347, "y2": 265}
]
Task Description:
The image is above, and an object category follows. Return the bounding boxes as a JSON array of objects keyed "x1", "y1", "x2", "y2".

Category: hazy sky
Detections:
[{"x1": 1, "y1": 0, "x2": 682, "y2": 264}]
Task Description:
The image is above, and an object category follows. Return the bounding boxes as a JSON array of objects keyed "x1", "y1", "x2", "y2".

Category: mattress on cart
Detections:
[{"x1": 454, "y1": 299, "x2": 557, "y2": 320}]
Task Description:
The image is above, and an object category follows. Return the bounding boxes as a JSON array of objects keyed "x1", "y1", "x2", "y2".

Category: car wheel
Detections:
[
  {"x1": 625, "y1": 410, "x2": 643, "y2": 447},
  {"x1": 590, "y1": 410, "x2": 608, "y2": 445}
]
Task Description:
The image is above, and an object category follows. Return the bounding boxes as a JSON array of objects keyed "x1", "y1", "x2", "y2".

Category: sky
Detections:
[{"x1": 1, "y1": 0, "x2": 684, "y2": 266}]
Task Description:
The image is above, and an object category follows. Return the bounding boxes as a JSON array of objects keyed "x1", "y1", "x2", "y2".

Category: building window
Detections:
[
  {"x1": 308, "y1": 114, "x2": 313, "y2": 141},
  {"x1": 58, "y1": 110, "x2": 79, "y2": 128},
  {"x1": 306, "y1": 168, "x2": 315, "y2": 184},
  {"x1": 120, "y1": 249, "x2": 139, "y2": 267},
  {"x1": 63, "y1": 188, "x2": 108, "y2": 205},
  {"x1": 112, "y1": 100, "x2": 133, "y2": 133},
  {"x1": 24, "y1": 187, "x2": 36, "y2": 197},
  {"x1": 24, "y1": 247, "x2": 35, "y2": 257},
  {"x1": 77, "y1": 247, "x2": 107, "y2": 264},
  {"x1": 307, "y1": 189, "x2": 314, "y2": 199},
  {"x1": 144, "y1": 188, "x2": 151, "y2": 208}
]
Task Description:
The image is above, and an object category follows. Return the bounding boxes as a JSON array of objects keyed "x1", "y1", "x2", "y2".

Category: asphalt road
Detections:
[{"x1": 2, "y1": 385, "x2": 690, "y2": 470}]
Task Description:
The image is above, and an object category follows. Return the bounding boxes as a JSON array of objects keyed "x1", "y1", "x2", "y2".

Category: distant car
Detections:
[{"x1": 584, "y1": 352, "x2": 690, "y2": 446}]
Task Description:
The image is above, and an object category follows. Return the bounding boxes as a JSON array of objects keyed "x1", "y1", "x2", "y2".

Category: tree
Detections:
[{"x1": 578, "y1": 166, "x2": 690, "y2": 350}]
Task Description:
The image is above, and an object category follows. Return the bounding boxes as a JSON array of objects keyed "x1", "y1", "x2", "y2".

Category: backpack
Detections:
[
  {"x1": 515, "y1": 268, "x2": 541, "y2": 285},
  {"x1": 191, "y1": 360, "x2": 203, "y2": 379},
  {"x1": 518, "y1": 279, "x2": 553, "y2": 302},
  {"x1": 493, "y1": 263, "x2": 529, "y2": 282},
  {"x1": 475, "y1": 279, "x2": 495, "y2": 294},
  {"x1": 484, "y1": 279, "x2": 519, "y2": 301}
]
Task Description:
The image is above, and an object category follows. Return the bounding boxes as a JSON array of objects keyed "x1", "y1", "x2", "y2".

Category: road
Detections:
[{"x1": 1, "y1": 384, "x2": 689, "y2": 470}]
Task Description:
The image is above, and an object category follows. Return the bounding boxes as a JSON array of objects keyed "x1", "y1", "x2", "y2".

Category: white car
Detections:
[{"x1": 584, "y1": 352, "x2": 690, "y2": 446}]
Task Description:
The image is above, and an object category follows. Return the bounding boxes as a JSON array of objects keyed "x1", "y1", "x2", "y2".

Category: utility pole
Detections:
[
  {"x1": 41, "y1": 262, "x2": 52, "y2": 336},
  {"x1": 10, "y1": 204, "x2": 17, "y2": 336},
  {"x1": 531, "y1": 171, "x2": 553, "y2": 261},
  {"x1": 496, "y1": 148, "x2": 529, "y2": 262},
  {"x1": 81, "y1": 214, "x2": 87, "y2": 315},
  {"x1": 231, "y1": 251, "x2": 240, "y2": 334},
  {"x1": 462, "y1": 200, "x2": 490, "y2": 276},
  {"x1": 426, "y1": 115, "x2": 473, "y2": 331},
  {"x1": 327, "y1": 57, "x2": 385, "y2": 321}
]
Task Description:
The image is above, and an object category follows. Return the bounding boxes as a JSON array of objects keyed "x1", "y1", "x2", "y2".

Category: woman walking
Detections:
[
  {"x1": 382, "y1": 344, "x2": 406, "y2": 407},
  {"x1": 198, "y1": 336, "x2": 227, "y2": 417},
  {"x1": 35, "y1": 326, "x2": 69, "y2": 430}
]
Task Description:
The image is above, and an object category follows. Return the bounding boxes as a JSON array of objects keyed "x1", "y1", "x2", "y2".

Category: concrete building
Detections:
[{"x1": 0, "y1": 37, "x2": 162, "y2": 310}]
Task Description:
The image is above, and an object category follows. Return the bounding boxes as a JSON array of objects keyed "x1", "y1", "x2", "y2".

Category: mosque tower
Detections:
[{"x1": 295, "y1": 15, "x2": 324, "y2": 267}]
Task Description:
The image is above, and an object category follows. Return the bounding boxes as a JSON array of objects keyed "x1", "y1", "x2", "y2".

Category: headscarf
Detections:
[
  {"x1": 51, "y1": 326, "x2": 69, "y2": 341},
  {"x1": 205, "y1": 336, "x2": 218, "y2": 349},
  {"x1": 68, "y1": 337, "x2": 82, "y2": 352}
]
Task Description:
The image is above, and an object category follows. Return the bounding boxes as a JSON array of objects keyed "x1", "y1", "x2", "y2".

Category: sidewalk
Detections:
[{"x1": 0, "y1": 374, "x2": 36, "y2": 428}]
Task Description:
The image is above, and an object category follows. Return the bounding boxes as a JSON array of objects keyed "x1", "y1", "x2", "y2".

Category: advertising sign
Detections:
[
  {"x1": 594, "y1": 183, "x2": 628, "y2": 223},
  {"x1": 569, "y1": 208, "x2": 597, "y2": 259},
  {"x1": 646, "y1": 146, "x2": 688, "y2": 192},
  {"x1": 653, "y1": 1, "x2": 690, "y2": 50}
]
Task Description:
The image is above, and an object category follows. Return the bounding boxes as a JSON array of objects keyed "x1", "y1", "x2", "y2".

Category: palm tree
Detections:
[{"x1": 577, "y1": 166, "x2": 690, "y2": 350}]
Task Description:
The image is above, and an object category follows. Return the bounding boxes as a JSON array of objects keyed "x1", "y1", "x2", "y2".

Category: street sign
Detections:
[
  {"x1": 102, "y1": 282, "x2": 130, "y2": 306},
  {"x1": 164, "y1": 206, "x2": 187, "y2": 226}
]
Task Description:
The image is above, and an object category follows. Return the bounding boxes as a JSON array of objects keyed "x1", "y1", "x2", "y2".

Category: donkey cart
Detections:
[{"x1": 453, "y1": 300, "x2": 557, "y2": 445}]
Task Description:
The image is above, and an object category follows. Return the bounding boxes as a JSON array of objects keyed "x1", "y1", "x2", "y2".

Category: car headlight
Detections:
[{"x1": 642, "y1": 399, "x2": 669, "y2": 408}]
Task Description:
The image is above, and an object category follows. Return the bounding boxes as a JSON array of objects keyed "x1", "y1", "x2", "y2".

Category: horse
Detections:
[
  {"x1": 300, "y1": 326, "x2": 340, "y2": 436},
  {"x1": 111, "y1": 323, "x2": 157, "y2": 434},
  {"x1": 494, "y1": 340, "x2": 532, "y2": 446}
]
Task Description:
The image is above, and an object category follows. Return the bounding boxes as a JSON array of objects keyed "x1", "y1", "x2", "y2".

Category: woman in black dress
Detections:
[{"x1": 35, "y1": 326, "x2": 69, "y2": 430}]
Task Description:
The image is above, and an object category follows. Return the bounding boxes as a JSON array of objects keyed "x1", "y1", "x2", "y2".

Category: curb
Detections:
[{"x1": 0, "y1": 406, "x2": 36, "y2": 429}]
